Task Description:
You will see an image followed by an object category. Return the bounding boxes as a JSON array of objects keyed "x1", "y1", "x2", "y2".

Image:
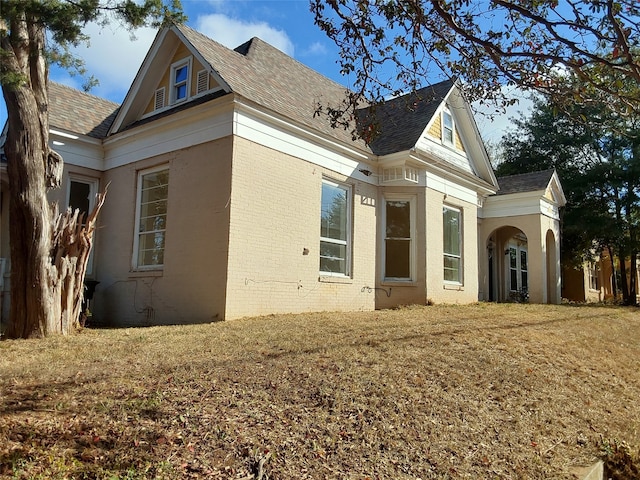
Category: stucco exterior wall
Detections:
[
  {"x1": 224, "y1": 136, "x2": 377, "y2": 319},
  {"x1": 92, "y1": 137, "x2": 233, "y2": 326}
]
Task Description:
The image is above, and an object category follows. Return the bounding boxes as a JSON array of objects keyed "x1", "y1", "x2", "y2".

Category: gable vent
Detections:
[
  {"x1": 154, "y1": 88, "x2": 165, "y2": 110},
  {"x1": 196, "y1": 70, "x2": 209, "y2": 94}
]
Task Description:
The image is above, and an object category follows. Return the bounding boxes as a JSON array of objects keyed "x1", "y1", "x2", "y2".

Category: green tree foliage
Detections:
[
  {"x1": 498, "y1": 95, "x2": 640, "y2": 305},
  {"x1": 311, "y1": 0, "x2": 640, "y2": 136},
  {"x1": 0, "y1": 1, "x2": 184, "y2": 338}
]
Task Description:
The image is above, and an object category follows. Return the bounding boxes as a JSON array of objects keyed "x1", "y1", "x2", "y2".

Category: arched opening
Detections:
[
  {"x1": 486, "y1": 226, "x2": 529, "y2": 302},
  {"x1": 546, "y1": 229, "x2": 559, "y2": 304}
]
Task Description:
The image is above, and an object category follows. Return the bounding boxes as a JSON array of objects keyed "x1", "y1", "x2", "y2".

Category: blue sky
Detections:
[{"x1": 0, "y1": 0, "x2": 532, "y2": 143}]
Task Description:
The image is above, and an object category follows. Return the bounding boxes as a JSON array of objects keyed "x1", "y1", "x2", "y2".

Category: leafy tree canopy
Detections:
[
  {"x1": 497, "y1": 91, "x2": 640, "y2": 303},
  {"x1": 311, "y1": 0, "x2": 640, "y2": 136}
]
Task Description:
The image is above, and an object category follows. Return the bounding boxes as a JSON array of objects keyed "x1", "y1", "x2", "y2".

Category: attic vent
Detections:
[
  {"x1": 154, "y1": 88, "x2": 165, "y2": 110},
  {"x1": 196, "y1": 70, "x2": 209, "y2": 94}
]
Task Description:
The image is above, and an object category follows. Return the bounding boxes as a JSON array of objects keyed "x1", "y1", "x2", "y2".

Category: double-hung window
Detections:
[
  {"x1": 134, "y1": 166, "x2": 169, "y2": 269},
  {"x1": 442, "y1": 108, "x2": 454, "y2": 146},
  {"x1": 320, "y1": 179, "x2": 351, "y2": 276},
  {"x1": 171, "y1": 58, "x2": 191, "y2": 104},
  {"x1": 384, "y1": 197, "x2": 414, "y2": 280},
  {"x1": 443, "y1": 206, "x2": 462, "y2": 283},
  {"x1": 508, "y1": 245, "x2": 528, "y2": 292}
]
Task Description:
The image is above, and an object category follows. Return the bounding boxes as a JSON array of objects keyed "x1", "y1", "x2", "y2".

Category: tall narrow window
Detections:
[
  {"x1": 443, "y1": 206, "x2": 462, "y2": 283},
  {"x1": 134, "y1": 167, "x2": 169, "y2": 269},
  {"x1": 320, "y1": 180, "x2": 350, "y2": 276},
  {"x1": 442, "y1": 109, "x2": 454, "y2": 146},
  {"x1": 171, "y1": 58, "x2": 191, "y2": 104},
  {"x1": 385, "y1": 198, "x2": 413, "y2": 280},
  {"x1": 508, "y1": 244, "x2": 528, "y2": 292}
]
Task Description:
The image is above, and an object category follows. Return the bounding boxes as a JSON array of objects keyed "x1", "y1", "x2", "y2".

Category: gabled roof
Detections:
[
  {"x1": 48, "y1": 82, "x2": 119, "y2": 138},
  {"x1": 177, "y1": 25, "x2": 364, "y2": 148},
  {"x1": 363, "y1": 80, "x2": 455, "y2": 156},
  {"x1": 496, "y1": 169, "x2": 567, "y2": 206},
  {"x1": 496, "y1": 170, "x2": 555, "y2": 195}
]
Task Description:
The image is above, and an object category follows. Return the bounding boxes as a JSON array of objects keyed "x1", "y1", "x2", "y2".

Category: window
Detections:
[
  {"x1": 442, "y1": 108, "x2": 454, "y2": 146},
  {"x1": 134, "y1": 166, "x2": 169, "y2": 269},
  {"x1": 170, "y1": 58, "x2": 191, "y2": 104},
  {"x1": 508, "y1": 245, "x2": 528, "y2": 292},
  {"x1": 443, "y1": 206, "x2": 462, "y2": 283},
  {"x1": 320, "y1": 179, "x2": 351, "y2": 276},
  {"x1": 68, "y1": 176, "x2": 98, "y2": 275},
  {"x1": 588, "y1": 262, "x2": 599, "y2": 291},
  {"x1": 384, "y1": 197, "x2": 414, "y2": 280}
]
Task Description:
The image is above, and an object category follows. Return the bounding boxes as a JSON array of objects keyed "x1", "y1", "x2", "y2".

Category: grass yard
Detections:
[{"x1": 1, "y1": 303, "x2": 639, "y2": 479}]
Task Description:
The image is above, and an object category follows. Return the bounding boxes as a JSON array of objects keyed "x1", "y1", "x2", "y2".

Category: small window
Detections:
[
  {"x1": 443, "y1": 206, "x2": 462, "y2": 283},
  {"x1": 442, "y1": 108, "x2": 454, "y2": 146},
  {"x1": 384, "y1": 197, "x2": 414, "y2": 280},
  {"x1": 320, "y1": 179, "x2": 351, "y2": 276},
  {"x1": 170, "y1": 58, "x2": 191, "y2": 104},
  {"x1": 134, "y1": 166, "x2": 169, "y2": 269}
]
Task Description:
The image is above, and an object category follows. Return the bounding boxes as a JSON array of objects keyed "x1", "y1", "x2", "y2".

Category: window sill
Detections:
[
  {"x1": 443, "y1": 283, "x2": 464, "y2": 291},
  {"x1": 381, "y1": 280, "x2": 416, "y2": 287},
  {"x1": 319, "y1": 275, "x2": 352, "y2": 284},
  {"x1": 129, "y1": 269, "x2": 164, "y2": 278}
]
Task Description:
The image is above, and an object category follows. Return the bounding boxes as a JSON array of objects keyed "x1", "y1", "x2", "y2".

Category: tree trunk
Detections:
[
  {"x1": 629, "y1": 252, "x2": 638, "y2": 306},
  {"x1": 618, "y1": 255, "x2": 630, "y2": 306},
  {"x1": 2, "y1": 13, "x2": 104, "y2": 338}
]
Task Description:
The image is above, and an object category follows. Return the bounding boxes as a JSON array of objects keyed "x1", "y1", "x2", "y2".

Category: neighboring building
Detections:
[
  {"x1": 0, "y1": 24, "x2": 567, "y2": 327},
  {"x1": 563, "y1": 247, "x2": 640, "y2": 303}
]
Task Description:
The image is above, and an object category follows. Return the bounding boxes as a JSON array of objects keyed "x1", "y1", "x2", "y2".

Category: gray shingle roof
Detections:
[
  {"x1": 48, "y1": 82, "x2": 119, "y2": 138},
  {"x1": 496, "y1": 169, "x2": 555, "y2": 195},
  {"x1": 363, "y1": 80, "x2": 455, "y2": 156},
  {"x1": 177, "y1": 25, "x2": 367, "y2": 149}
]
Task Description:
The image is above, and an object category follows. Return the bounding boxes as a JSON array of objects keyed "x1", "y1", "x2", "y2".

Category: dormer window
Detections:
[
  {"x1": 442, "y1": 108, "x2": 454, "y2": 146},
  {"x1": 171, "y1": 58, "x2": 191, "y2": 104}
]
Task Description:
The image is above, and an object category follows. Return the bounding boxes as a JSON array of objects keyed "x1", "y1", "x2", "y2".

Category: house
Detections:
[
  {"x1": 562, "y1": 247, "x2": 640, "y2": 303},
  {"x1": 0, "y1": 24, "x2": 567, "y2": 327}
]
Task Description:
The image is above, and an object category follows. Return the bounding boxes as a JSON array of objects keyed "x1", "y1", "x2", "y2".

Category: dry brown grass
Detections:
[{"x1": 1, "y1": 303, "x2": 639, "y2": 479}]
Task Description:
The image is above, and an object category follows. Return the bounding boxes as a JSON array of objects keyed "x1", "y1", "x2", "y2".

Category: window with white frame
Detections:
[
  {"x1": 320, "y1": 179, "x2": 351, "y2": 276},
  {"x1": 588, "y1": 262, "x2": 599, "y2": 291},
  {"x1": 508, "y1": 245, "x2": 528, "y2": 292},
  {"x1": 134, "y1": 166, "x2": 169, "y2": 269},
  {"x1": 170, "y1": 58, "x2": 191, "y2": 104},
  {"x1": 384, "y1": 197, "x2": 414, "y2": 280},
  {"x1": 442, "y1": 108, "x2": 454, "y2": 146},
  {"x1": 68, "y1": 176, "x2": 98, "y2": 275},
  {"x1": 443, "y1": 206, "x2": 462, "y2": 283}
]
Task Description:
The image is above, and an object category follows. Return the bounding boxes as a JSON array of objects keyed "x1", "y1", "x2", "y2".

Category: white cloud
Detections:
[
  {"x1": 50, "y1": 21, "x2": 157, "y2": 103},
  {"x1": 303, "y1": 41, "x2": 328, "y2": 57},
  {"x1": 473, "y1": 86, "x2": 535, "y2": 144},
  {"x1": 195, "y1": 13, "x2": 294, "y2": 56}
]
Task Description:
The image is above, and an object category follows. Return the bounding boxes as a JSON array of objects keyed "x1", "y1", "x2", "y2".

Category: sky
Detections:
[{"x1": 0, "y1": 0, "x2": 533, "y2": 144}]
